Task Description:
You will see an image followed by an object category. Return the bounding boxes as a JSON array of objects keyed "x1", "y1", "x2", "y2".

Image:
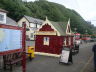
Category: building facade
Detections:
[
  {"x1": 18, "y1": 15, "x2": 44, "y2": 40},
  {"x1": 35, "y1": 18, "x2": 73, "y2": 55},
  {"x1": 0, "y1": 9, "x2": 17, "y2": 26}
]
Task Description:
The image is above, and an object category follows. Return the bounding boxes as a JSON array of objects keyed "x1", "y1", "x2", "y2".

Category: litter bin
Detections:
[{"x1": 28, "y1": 46, "x2": 35, "y2": 58}]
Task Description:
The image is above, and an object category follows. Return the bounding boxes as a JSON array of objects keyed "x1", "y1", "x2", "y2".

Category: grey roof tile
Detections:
[
  {"x1": 24, "y1": 15, "x2": 44, "y2": 25},
  {"x1": 6, "y1": 16, "x2": 17, "y2": 26}
]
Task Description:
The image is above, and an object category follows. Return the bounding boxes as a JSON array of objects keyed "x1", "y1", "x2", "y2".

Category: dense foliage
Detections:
[{"x1": 0, "y1": 0, "x2": 96, "y2": 35}]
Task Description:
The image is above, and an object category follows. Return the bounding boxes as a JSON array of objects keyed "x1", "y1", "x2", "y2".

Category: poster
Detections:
[
  {"x1": 60, "y1": 50, "x2": 70, "y2": 63},
  {"x1": 0, "y1": 28, "x2": 22, "y2": 52}
]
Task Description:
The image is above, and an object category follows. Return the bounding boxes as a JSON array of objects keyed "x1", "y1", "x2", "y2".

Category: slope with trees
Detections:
[{"x1": 0, "y1": 0, "x2": 96, "y2": 35}]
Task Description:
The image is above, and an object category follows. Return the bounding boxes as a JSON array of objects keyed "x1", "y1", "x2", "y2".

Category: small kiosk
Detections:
[{"x1": 35, "y1": 17, "x2": 74, "y2": 56}]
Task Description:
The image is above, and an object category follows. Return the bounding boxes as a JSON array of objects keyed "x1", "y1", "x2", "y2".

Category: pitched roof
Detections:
[
  {"x1": 6, "y1": 17, "x2": 17, "y2": 26},
  {"x1": 0, "y1": 8, "x2": 8, "y2": 13},
  {"x1": 50, "y1": 21, "x2": 68, "y2": 36},
  {"x1": 24, "y1": 15, "x2": 44, "y2": 25}
]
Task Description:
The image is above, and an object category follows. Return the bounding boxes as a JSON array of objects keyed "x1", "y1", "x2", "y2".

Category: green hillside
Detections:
[{"x1": 0, "y1": 0, "x2": 96, "y2": 35}]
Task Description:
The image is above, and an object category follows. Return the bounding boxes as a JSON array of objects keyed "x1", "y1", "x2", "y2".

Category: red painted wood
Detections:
[
  {"x1": 35, "y1": 35, "x2": 74, "y2": 54},
  {"x1": 0, "y1": 24, "x2": 23, "y2": 30},
  {"x1": 22, "y1": 23, "x2": 26, "y2": 72},
  {"x1": 71, "y1": 36, "x2": 74, "y2": 47},
  {"x1": 39, "y1": 24, "x2": 54, "y2": 31},
  {"x1": 66, "y1": 36, "x2": 69, "y2": 46},
  {"x1": 35, "y1": 35, "x2": 64, "y2": 54},
  {"x1": 35, "y1": 24, "x2": 74, "y2": 54},
  {"x1": 0, "y1": 49, "x2": 23, "y2": 55},
  {"x1": 0, "y1": 23, "x2": 26, "y2": 72},
  {"x1": 0, "y1": 24, "x2": 23, "y2": 55}
]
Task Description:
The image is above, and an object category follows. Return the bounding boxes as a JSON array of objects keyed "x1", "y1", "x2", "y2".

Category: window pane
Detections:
[
  {"x1": 31, "y1": 33, "x2": 33, "y2": 37},
  {"x1": 0, "y1": 14, "x2": 4, "y2": 21},
  {"x1": 43, "y1": 37, "x2": 50, "y2": 45}
]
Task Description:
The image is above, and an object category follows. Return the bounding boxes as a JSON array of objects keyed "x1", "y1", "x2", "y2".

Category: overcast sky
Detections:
[{"x1": 27, "y1": 0, "x2": 96, "y2": 26}]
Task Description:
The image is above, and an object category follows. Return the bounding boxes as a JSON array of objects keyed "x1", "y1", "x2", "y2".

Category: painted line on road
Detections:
[{"x1": 80, "y1": 55, "x2": 93, "y2": 72}]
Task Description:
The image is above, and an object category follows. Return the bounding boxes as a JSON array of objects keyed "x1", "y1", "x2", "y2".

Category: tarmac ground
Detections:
[{"x1": 0, "y1": 42, "x2": 95, "y2": 72}]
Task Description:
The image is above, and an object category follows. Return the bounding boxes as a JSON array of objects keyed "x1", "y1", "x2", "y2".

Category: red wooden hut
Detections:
[{"x1": 35, "y1": 18, "x2": 73, "y2": 55}]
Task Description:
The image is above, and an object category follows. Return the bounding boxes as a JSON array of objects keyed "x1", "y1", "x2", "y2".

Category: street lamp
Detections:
[
  {"x1": 85, "y1": 30, "x2": 88, "y2": 34},
  {"x1": 74, "y1": 28, "x2": 77, "y2": 33},
  {"x1": 74, "y1": 28, "x2": 77, "y2": 45},
  {"x1": 85, "y1": 30, "x2": 88, "y2": 38},
  {"x1": 74, "y1": 28, "x2": 77, "y2": 38}
]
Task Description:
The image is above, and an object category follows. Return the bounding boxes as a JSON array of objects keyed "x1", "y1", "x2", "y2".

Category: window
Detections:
[
  {"x1": 30, "y1": 23, "x2": 36, "y2": 28},
  {"x1": 34, "y1": 35, "x2": 36, "y2": 40},
  {"x1": 64, "y1": 38, "x2": 67, "y2": 46},
  {"x1": 31, "y1": 33, "x2": 33, "y2": 38},
  {"x1": 37, "y1": 25, "x2": 41, "y2": 28},
  {"x1": 43, "y1": 37, "x2": 50, "y2": 45},
  {"x1": 0, "y1": 14, "x2": 4, "y2": 21}
]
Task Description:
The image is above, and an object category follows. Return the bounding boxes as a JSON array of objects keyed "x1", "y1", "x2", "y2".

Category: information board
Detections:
[
  {"x1": 0, "y1": 28, "x2": 22, "y2": 52},
  {"x1": 0, "y1": 24, "x2": 26, "y2": 72},
  {"x1": 0, "y1": 24, "x2": 23, "y2": 55}
]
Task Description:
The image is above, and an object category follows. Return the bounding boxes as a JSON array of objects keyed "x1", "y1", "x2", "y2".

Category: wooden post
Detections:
[{"x1": 22, "y1": 22, "x2": 26, "y2": 72}]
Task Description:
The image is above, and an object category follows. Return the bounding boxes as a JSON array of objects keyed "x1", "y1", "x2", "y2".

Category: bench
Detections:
[{"x1": 3, "y1": 52, "x2": 32, "y2": 71}]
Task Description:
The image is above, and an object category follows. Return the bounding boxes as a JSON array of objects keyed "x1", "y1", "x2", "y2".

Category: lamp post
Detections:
[
  {"x1": 85, "y1": 30, "x2": 88, "y2": 38},
  {"x1": 85, "y1": 30, "x2": 88, "y2": 43},
  {"x1": 74, "y1": 28, "x2": 77, "y2": 52},
  {"x1": 74, "y1": 28, "x2": 77, "y2": 32},
  {"x1": 85, "y1": 30, "x2": 87, "y2": 34},
  {"x1": 74, "y1": 28, "x2": 77, "y2": 40}
]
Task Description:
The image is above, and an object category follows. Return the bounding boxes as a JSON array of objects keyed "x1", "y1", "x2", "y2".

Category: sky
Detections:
[{"x1": 27, "y1": 0, "x2": 96, "y2": 26}]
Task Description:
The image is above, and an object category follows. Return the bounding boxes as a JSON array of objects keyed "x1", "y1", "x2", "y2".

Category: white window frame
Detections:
[
  {"x1": 0, "y1": 12, "x2": 6, "y2": 24},
  {"x1": 64, "y1": 38, "x2": 67, "y2": 46},
  {"x1": 43, "y1": 37, "x2": 50, "y2": 46},
  {"x1": 30, "y1": 23, "x2": 36, "y2": 28},
  {"x1": 31, "y1": 33, "x2": 34, "y2": 38}
]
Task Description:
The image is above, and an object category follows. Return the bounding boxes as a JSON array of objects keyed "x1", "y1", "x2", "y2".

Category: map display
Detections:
[{"x1": 0, "y1": 28, "x2": 22, "y2": 52}]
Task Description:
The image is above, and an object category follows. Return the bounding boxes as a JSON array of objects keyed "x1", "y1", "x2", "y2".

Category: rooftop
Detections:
[
  {"x1": 24, "y1": 15, "x2": 44, "y2": 25},
  {"x1": 6, "y1": 16, "x2": 17, "y2": 26},
  {"x1": 0, "y1": 8, "x2": 8, "y2": 13},
  {"x1": 50, "y1": 21, "x2": 68, "y2": 36}
]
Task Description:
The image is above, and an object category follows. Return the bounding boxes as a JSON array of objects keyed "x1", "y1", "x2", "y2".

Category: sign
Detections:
[
  {"x1": 0, "y1": 28, "x2": 22, "y2": 52},
  {"x1": 0, "y1": 24, "x2": 26, "y2": 72},
  {"x1": 35, "y1": 31, "x2": 57, "y2": 35},
  {"x1": 0, "y1": 24, "x2": 23, "y2": 55},
  {"x1": 60, "y1": 49, "x2": 70, "y2": 63}
]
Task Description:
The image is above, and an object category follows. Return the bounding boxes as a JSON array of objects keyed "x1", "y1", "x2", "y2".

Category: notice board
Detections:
[{"x1": 0, "y1": 24, "x2": 23, "y2": 55}]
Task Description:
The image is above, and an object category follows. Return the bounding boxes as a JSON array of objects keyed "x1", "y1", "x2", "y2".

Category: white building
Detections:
[
  {"x1": 17, "y1": 15, "x2": 44, "y2": 40},
  {"x1": 0, "y1": 8, "x2": 17, "y2": 26}
]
